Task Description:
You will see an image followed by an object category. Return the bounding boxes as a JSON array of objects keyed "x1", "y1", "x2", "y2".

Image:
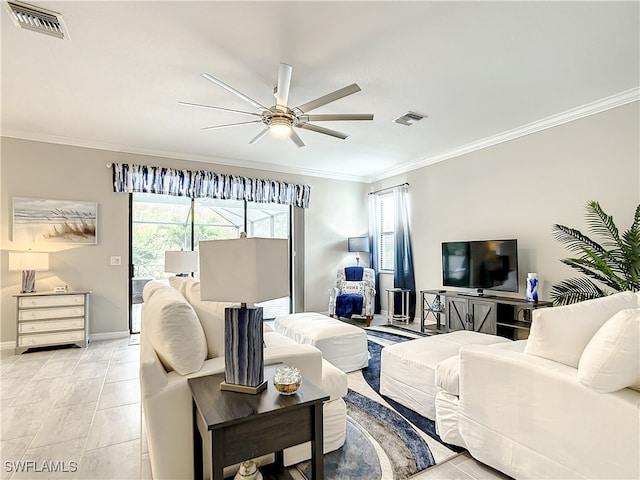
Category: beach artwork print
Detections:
[{"x1": 13, "y1": 197, "x2": 97, "y2": 244}]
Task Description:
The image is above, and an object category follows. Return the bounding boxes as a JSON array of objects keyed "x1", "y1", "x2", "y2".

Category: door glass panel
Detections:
[
  {"x1": 130, "y1": 195, "x2": 292, "y2": 333},
  {"x1": 131, "y1": 193, "x2": 192, "y2": 333}
]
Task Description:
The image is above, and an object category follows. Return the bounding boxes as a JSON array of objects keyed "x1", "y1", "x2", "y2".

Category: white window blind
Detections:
[{"x1": 377, "y1": 193, "x2": 395, "y2": 271}]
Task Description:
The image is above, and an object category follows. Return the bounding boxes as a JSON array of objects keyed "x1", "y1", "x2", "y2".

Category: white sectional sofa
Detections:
[
  {"x1": 436, "y1": 292, "x2": 640, "y2": 479},
  {"x1": 139, "y1": 279, "x2": 347, "y2": 479}
]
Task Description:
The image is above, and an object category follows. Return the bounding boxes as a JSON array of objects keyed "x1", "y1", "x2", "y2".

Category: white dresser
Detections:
[{"x1": 14, "y1": 291, "x2": 91, "y2": 354}]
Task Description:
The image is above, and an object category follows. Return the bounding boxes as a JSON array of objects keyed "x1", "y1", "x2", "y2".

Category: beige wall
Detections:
[
  {"x1": 373, "y1": 102, "x2": 639, "y2": 308},
  {"x1": 0, "y1": 139, "x2": 368, "y2": 343},
  {"x1": 2, "y1": 102, "x2": 637, "y2": 342}
]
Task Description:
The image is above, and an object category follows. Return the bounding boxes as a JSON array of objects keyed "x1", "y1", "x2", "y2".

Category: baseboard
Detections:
[
  {"x1": 90, "y1": 331, "x2": 130, "y2": 341},
  {"x1": 1, "y1": 340, "x2": 16, "y2": 351}
]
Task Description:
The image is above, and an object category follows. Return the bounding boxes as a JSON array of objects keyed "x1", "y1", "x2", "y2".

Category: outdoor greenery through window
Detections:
[
  {"x1": 377, "y1": 193, "x2": 395, "y2": 271},
  {"x1": 132, "y1": 193, "x2": 289, "y2": 279},
  {"x1": 130, "y1": 193, "x2": 291, "y2": 332}
]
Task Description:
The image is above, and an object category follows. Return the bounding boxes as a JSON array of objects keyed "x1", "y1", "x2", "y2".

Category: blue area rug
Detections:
[{"x1": 296, "y1": 329, "x2": 460, "y2": 480}]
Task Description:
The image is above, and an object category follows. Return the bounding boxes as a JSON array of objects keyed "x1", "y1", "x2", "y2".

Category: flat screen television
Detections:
[{"x1": 442, "y1": 239, "x2": 519, "y2": 293}]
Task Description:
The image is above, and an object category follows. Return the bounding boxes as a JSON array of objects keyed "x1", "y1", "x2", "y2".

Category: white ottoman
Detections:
[
  {"x1": 380, "y1": 331, "x2": 511, "y2": 420},
  {"x1": 274, "y1": 312, "x2": 369, "y2": 372}
]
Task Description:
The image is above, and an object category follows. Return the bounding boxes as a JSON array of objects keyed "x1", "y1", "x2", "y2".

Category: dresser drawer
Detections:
[
  {"x1": 19, "y1": 306, "x2": 85, "y2": 321},
  {"x1": 18, "y1": 318, "x2": 84, "y2": 334},
  {"x1": 18, "y1": 330, "x2": 85, "y2": 347},
  {"x1": 19, "y1": 294, "x2": 85, "y2": 309}
]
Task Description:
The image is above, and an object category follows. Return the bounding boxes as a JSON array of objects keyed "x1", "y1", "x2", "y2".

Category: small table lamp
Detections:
[
  {"x1": 348, "y1": 236, "x2": 370, "y2": 266},
  {"x1": 164, "y1": 250, "x2": 198, "y2": 276},
  {"x1": 199, "y1": 234, "x2": 288, "y2": 394},
  {"x1": 9, "y1": 251, "x2": 49, "y2": 293}
]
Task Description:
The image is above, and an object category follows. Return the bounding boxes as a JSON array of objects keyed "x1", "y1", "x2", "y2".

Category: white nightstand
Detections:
[{"x1": 14, "y1": 291, "x2": 91, "y2": 354}]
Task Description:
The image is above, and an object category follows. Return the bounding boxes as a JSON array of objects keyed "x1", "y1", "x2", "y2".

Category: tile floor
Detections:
[
  {"x1": 1, "y1": 324, "x2": 509, "y2": 480},
  {"x1": 1, "y1": 337, "x2": 149, "y2": 480}
]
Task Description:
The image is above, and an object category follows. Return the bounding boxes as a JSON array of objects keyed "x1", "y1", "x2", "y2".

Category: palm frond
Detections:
[
  {"x1": 551, "y1": 224, "x2": 605, "y2": 256},
  {"x1": 552, "y1": 201, "x2": 640, "y2": 304},
  {"x1": 560, "y1": 257, "x2": 626, "y2": 291},
  {"x1": 584, "y1": 201, "x2": 622, "y2": 250},
  {"x1": 550, "y1": 277, "x2": 608, "y2": 306}
]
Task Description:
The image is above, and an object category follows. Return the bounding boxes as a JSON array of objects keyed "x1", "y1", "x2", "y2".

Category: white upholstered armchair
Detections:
[{"x1": 328, "y1": 266, "x2": 376, "y2": 326}]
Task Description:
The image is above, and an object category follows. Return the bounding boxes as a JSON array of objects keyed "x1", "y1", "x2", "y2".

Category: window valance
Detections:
[{"x1": 111, "y1": 163, "x2": 311, "y2": 208}]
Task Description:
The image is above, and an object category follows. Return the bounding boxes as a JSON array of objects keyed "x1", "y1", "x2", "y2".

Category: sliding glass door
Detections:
[{"x1": 129, "y1": 194, "x2": 292, "y2": 333}]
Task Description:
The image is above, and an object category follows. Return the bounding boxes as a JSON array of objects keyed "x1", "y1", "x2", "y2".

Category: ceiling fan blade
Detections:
[
  {"x1": 179, "y1": 102, "x2": 262, "y2": 118},
  {"x1": 300, "y1": 113, "x2": 374, "y2": 122},
  {"x1": 201, "y1": 73, "x2": 270, "y2": 112},
  {"x1": 294, "y1": 83, "x2": 362, "y2": 113},
  {"x1": 289, "y1": 129, "x2": 305, "y2": 148},
  {"x1": 201, "y1": 120, "x2": 262, "y2": 131},
  {"x1": 298, "y1": 123, "x2": 348, "y2": 140},
  {"x1": 275, "y1": 63, "x2": 293, "y2": 112},
  {"x1": 249, "y1": 127, "x2": 270, "y2": 145}
]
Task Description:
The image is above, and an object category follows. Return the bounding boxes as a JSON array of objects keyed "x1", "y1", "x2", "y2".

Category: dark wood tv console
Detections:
[{"x1": 420, "y1": 289, "x2": 553, "y2": 340}]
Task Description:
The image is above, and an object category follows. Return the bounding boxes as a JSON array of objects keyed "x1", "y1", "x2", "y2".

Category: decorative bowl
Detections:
[{"x1": 273, "y1": 365, "x2": 302, "y2": 395}]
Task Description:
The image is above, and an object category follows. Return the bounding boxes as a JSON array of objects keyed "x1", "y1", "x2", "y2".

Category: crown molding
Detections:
[
  {"x1": 369, "y1": 87, "x2": 640, "y2": 183},
  {"x1": 4, "y1": 87, "x2": 637, "y2": 186}
]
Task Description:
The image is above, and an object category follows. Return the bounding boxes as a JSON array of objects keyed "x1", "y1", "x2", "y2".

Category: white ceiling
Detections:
[{"x1": 2, "y1": 1, "x2": 639, "y2": 183}]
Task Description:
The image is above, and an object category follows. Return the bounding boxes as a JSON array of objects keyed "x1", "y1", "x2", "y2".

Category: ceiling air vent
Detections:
[
  {"x1": 393, "y1": 111, "x2": 427, "y2": 126},
  {"x1": 5, "y1": 1, "x2": 68, "y2": 39}
]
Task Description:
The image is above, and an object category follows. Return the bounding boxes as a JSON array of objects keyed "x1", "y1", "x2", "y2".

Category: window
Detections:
[{"x1": 377, "y1": 193, "x2": 395, "y2": 271}]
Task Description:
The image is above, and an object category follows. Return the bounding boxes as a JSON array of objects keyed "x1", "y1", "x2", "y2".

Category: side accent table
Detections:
[
  {"x1": 386, "y1": 288, "x2": 410, "y2": 325},
  {"x1": 189, "y1": 363, "x2": 329, "y2": 480}
]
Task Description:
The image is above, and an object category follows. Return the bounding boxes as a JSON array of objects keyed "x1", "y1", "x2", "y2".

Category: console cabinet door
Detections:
[
  {"x1": 446, "y1": 297, "x2": 470, "y2": 331},
  {"x1": 470, "y1": 299, "x2": 497, "y2": 335}
]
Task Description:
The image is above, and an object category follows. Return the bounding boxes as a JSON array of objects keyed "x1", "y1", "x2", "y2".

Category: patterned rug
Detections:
[{"x1": 295, "y1": 328, "x2": 461, "y2": 480}]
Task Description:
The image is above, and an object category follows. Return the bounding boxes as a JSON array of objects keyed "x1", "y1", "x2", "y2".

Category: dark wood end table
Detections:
[{"x1": 189, "y1": 363, "x2": 329, "y2": 480}]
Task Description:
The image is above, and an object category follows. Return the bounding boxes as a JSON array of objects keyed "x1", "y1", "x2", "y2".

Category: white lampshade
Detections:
[
  {"x1": 199, "y1": 237, "x2": 288, "y2": 304},
  {"x1": 164, "y1": 250, "x2": 198, "y2": 274},
  {"x1": 9, "y1": 251, "x2": 49, "y2": 271}
]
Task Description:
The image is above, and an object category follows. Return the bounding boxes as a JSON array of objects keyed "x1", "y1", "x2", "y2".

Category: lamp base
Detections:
[
  {"x1": 21, "y1": 270, "x2": 36, "y2": 293},
  {"x1": 220, "y1": 380, "x2": 267, "y2": 395},
  {"x1": 222, "y1": 305, "x2": 265, "y2": 394}
]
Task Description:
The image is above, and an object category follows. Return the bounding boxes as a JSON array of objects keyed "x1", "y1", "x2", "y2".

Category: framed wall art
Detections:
[{"x1": 13, "y1": 197, "x2": 97, "y2": 244}]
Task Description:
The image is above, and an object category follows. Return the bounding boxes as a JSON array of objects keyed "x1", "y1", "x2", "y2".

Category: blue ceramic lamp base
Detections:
[{"x1": 220, "y1": 304, "x2": 267, "y2": 395}]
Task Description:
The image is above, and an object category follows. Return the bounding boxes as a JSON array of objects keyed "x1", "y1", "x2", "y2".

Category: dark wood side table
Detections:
[{"x1": 189, "y1": 364, "x2": 329, "y2": 480}]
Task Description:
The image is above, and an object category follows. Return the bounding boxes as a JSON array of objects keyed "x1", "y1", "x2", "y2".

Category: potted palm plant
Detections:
[{"x1": 551, "y1": 201, "x2": 640, "y2": 305}]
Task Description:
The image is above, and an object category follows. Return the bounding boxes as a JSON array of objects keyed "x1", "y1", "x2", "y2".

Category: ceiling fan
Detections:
[{"x1": 180, "y1": 63, "x2": 374, "y2": 148}]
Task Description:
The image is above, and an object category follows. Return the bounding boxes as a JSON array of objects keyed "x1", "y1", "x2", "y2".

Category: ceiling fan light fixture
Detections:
[{"x1": 269, "y1": 116, "x2": 292, "y2": 137}]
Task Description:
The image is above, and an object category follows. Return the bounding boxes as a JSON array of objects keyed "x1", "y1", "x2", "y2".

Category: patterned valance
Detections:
[{"x1": 111, "y1": 163, "x2": 311, "y2": 208}]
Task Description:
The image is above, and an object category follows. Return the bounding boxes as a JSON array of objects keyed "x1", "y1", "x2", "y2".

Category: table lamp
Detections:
[
  {"x1": 348, "y1": 236, "x2": 370, "y2": 266},
  {"x1": 199, "y1": 234, "x2": 288, "y2": 394},
  {"x1": 164, "y1": 250, "x2": 198, "y2": 276},
  {"x1": 9, "y1": 251, "x2": 49, "y2": 293}
]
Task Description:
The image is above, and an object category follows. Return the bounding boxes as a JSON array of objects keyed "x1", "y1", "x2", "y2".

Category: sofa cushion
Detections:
[
  {"x1": 144, "y1": 286, "x2": 207, "y2": 375},
  {"x1": 524, "y1": 292, "x2": 638, "y2": 368},
  {"x1": 578, "y1": 308, "x2": 640, "y2": 393},
  {"x1": 142, "y1": 280, "x2": 168, "y2": 302},
  {"x1": 185, "y1": 280, "x2": 234, "y2": 359},
  {"x1": 168, "y1": 276, "x2": 192, "y2": 297}
]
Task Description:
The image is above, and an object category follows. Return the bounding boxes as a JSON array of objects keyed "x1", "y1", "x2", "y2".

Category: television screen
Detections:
[{"x1": 442, "y1": 239, "x2": 518, "y2": 292}]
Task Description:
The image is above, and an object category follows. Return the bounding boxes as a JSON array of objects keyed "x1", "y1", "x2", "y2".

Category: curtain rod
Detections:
[{"x1": 368, "y1": 182, "x2": 409, "y2": 195}]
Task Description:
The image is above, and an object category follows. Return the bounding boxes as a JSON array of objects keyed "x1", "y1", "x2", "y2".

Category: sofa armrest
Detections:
[
  {"x1": 458, "y1": 344, "x2": 640, "y2": 479},
  {"x1": 264, "y1": 344, "x2": 323, "y2": 389},
  {"x1": 328, "y1": 287, "x2": 339, "y2": 315}
]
